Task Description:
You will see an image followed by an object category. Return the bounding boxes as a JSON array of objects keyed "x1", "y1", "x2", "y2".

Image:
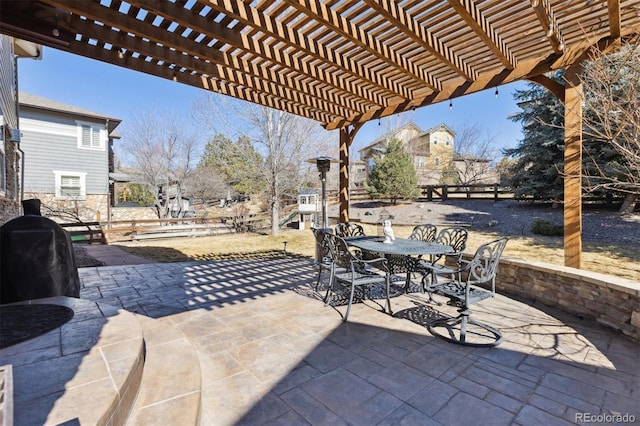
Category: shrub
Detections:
[{"x1": 531, "y1": 219, "x2": 563, "y2": 236}]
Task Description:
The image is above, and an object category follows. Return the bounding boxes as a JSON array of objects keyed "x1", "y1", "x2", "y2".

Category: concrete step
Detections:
[
  {"x1": 126, "y1": 315, "x2": 202, "y2": 425},
  {"x1": 2, "y1": 297, "x2": 145, "y2": 425}
]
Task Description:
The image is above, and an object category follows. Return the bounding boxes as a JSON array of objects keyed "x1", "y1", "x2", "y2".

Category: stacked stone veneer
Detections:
[
  {"x1": 24, "y1": 193, "x2": 108, "y2": 222},
  {"x1": 494, "y1": 257, "x2": 640, "y2": 342}
]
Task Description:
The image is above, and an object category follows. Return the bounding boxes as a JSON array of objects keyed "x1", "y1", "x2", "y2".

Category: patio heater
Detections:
[{"x1": 306, "y1": 156, "x2": 341, "y2": 230}]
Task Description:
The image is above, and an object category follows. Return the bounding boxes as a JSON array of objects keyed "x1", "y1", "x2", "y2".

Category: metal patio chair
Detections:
[
  {"x1": 427, "y1": 237, "x2": 508, "y2": 347},
  {"x1": 408, "y1": 224, "x2": 438, "y2": 242},
  {"x1": 417, "y1": 227, "x2": 468, "y2": 302},
  {"x1": 312, "y1": 227, "x2": 334, "y2": 291},
  {"x1": 334, "y1": 222, "x2": 365, "y2": 237},
  {"x1": 405, "y1": 223, "x2": 438, "y2": 291},
  {"x1": 325, "y1": 234, "x2": 391, "y2": 322}
]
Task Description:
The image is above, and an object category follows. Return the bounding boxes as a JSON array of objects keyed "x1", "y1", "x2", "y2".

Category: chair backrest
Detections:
[
  {"x1": 409, "y1": 224, "x2": 437, "y2": 242},
  {"x1": 335, "y1": 222, "x2": 365, "y2": 237},
  {"x1": 328, "y1": 234, "x2": 355, "y2": 269},
  {"x1": 312, "y1": 228, "x2": 332, "y2": 261},
  {"x1": 435, "y1": 227, "x2": 468, "y2": 255},
  {"x1": 467, "y1": 237, "x2": 508, "y2": 285}
]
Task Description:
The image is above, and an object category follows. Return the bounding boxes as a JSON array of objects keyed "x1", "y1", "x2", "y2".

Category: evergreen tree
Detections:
[
  {"x1": 503, "y1": 74, "x2": 566, "y2": 201},
  {"x1": 504, "y1": 42, "x2": 639, "y2": 211},
  {"x1": 199, "y1": 133, "x2": 265, "y2": 196},
  {"x1": 366, "y1": 138, "x2": 420, "y2": 204}
]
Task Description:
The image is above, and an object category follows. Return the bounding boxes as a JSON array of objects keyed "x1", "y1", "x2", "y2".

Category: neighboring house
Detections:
[
  {"x1": 349, "y1": 159, "x2": 367, "y2": 189},
  {"x1": 0, "y1": 35, "x2": 41, "y2": 224},
  {"x1": 18, "y1": 92, "x2": 121, "y2": 222},
  {"x1": 358, "y1": 122, "x2": 456, "y2": 186}
]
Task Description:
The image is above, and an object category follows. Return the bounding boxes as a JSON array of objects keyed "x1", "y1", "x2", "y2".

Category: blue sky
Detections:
[{"x1": 18, "y1": 48, "x2": 527, "y2": 158}]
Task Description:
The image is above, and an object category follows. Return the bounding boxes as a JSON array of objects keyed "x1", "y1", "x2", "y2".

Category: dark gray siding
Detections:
[
  {"x1": 20, "y1": 109, "x2": 108, "y2": 195},
  {"x1": 0, "y1": 35, "x2": 17, "y2": 128},
  {"x1": 0, "y1": 35, "x2": 20, "y2": 222}
]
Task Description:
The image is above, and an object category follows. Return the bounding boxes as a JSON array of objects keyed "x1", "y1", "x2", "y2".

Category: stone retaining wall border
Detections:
[{"x1": 495, "y1": 257, "x2": 640, "y2": 342}]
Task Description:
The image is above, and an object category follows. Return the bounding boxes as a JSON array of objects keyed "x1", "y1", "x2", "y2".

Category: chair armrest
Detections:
[
  {"x1": 351, "y1": 257, "x2": 388, "y2": 274},
  {"x1": 420, "y1": 258, "x2": 472, "y2": 282}
]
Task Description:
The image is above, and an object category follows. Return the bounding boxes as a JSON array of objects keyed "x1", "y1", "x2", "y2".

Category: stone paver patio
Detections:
[{"x1": 76, "y1": 255, "x2": 639, "y2": 425}]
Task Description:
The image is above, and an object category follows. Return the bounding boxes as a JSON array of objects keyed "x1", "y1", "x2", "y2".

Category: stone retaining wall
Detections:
[{"x1": 495, "y1": 257, "x2": 640, "y2": 342}]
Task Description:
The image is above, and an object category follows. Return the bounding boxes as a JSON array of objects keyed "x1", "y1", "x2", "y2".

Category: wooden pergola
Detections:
[{"x1": 2, "y1": 0, "x2": 639, "y2": 268}]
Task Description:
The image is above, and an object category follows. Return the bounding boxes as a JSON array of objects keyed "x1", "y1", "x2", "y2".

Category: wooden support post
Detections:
[
  {"x1": 564, "y1": 64, "x2": 583, "y2": 268},
  {"x1": 339, "y1": 127, "x2": 350, "y2": 223},
  {"x1": 338, "y1": 124, "x2": 362, "y2": 224}
]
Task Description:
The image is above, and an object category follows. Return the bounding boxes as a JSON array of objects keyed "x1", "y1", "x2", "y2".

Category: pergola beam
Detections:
[
  {"x1": 281, "y1": 0, "x2": 441, "y2": 92},
  {"x1": 42, "y1": 0, "x2": 370, "y2": 120},
  {"x1": 364, "y1": 0, "x2": 476, "y2": 81},
  {"x1": 446, "y1": 0, "x2": 516, "y2": 70},
  {"x1": 67, "y1": 16, "x2": 359, "y2": 120},
  {"x1": 325, "y1": 34, "x2": 626, "y2": 130},
  {"x1": 200, "y1": 0, "x2": 409, "y2": 103},
  {"x1": 530, "y1": 0, "x2": 565, "y2": 54},
  {"x1": 85, "y1": 41, "x2": 332, "y2": 122}
]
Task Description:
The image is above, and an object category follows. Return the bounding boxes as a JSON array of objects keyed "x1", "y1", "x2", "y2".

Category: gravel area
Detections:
[{"x1": 335, "y1": 199, "x2": 640, "y2": 246}]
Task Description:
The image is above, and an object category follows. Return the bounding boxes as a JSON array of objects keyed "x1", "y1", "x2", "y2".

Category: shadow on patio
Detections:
[{"x1": 78, "y1": 255, "x2": 640, "y2": 425}]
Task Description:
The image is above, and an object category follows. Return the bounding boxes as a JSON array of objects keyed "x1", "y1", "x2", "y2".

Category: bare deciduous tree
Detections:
[
  {"x1": 194, "y1": 96, "x2": 330, "y2": 235},
  {"x1": 120, "y1": 109, "x2": 200, "y2": 218},
  {"x1": 581, "y1": 39, "x2": 640, "y2": 213},
  {"x1": 452, "y1": 123, "x2": 499, "y2": 185},
  {"x1": 186, "y1": 166, "x2": 230, "y2": 209}
]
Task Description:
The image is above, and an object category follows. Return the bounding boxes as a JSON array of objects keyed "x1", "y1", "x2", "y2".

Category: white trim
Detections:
[
  {"x1": 0, "y1": 115, "x2": 5, "y2": 196},
  {"x1": 76, "y1": 120, "x2": 106, "y2": 150},
  {"x1": 53, "y1": 170, "x2": 87, "y2": 199}
]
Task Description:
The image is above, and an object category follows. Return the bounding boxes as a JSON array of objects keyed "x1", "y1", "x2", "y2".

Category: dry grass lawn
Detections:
[{"x1": 115, "y1": 223, "x2": 640, "y2": 282}]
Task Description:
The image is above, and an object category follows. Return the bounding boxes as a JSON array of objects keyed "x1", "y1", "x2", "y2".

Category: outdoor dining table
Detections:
[{"x1": 345, "y1": 236, "x2": 454, "y2": 292}]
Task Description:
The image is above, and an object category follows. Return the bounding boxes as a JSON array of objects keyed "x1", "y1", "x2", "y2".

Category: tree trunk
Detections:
[
  {"x1": 271, "y1": 202, "x2": 279, "y2": 236},
  {"x1": 619, "y1": 193, "x2": 637, "y2": 214}
]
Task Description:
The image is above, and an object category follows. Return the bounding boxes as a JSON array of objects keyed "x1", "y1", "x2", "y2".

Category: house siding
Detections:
[
  {"x1": 0, "y1": 35, "x2": 20, "y2": 223},
  {"x1": 0, "y1": 36, "x2": 17, "y2": 127},
  {"x1": 359, "y1": 123, "x2": 456, "y2": 186},
  {"x1": 20, "y1": 110, "x2": 109, "y2": 195}
]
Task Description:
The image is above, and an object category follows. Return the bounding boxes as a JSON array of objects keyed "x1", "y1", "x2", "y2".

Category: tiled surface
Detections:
[
  {"x1": 73, "y1": 257, "x2": 640, "y2": 425},
  {"x1": 0, "y1": 297, "x2": 144, "y2": 425}
]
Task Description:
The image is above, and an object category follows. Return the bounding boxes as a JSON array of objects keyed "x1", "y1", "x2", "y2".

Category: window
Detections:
[
  {"x1": 54, "y1": 171, "x2": 86, "y2": 199},
  {"x1": 433, "y1": 136, "x2": 438, "y2": 145},
  {"x1": 435, "y1": 157, "x2": 440, "y2": 166},
  {"x1": 77, "y1": 122, "x2": 105, "y2": 149}
]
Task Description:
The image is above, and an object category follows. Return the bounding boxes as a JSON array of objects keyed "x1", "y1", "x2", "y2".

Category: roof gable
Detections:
[
  {"x1": 19, "y1": 92, "x2": 122, "y2": 134},
  {"x1": 421, "y1": 123, "x2": 456, "y2": 137},
  {"x1": 358, "y1": 122, "x2": 422, "y2": 153}
]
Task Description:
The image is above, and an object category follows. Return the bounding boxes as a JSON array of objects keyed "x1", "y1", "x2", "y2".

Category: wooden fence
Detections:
[
  {"x1": 342, "y1": 183, "x2": 513, "y2": 202},
  {"x1": 343, "y1": 184, "x2": 623, "y2": 205},
  {"x1": 63, "y1": 213, "x2": 270, "y2": 243}
]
